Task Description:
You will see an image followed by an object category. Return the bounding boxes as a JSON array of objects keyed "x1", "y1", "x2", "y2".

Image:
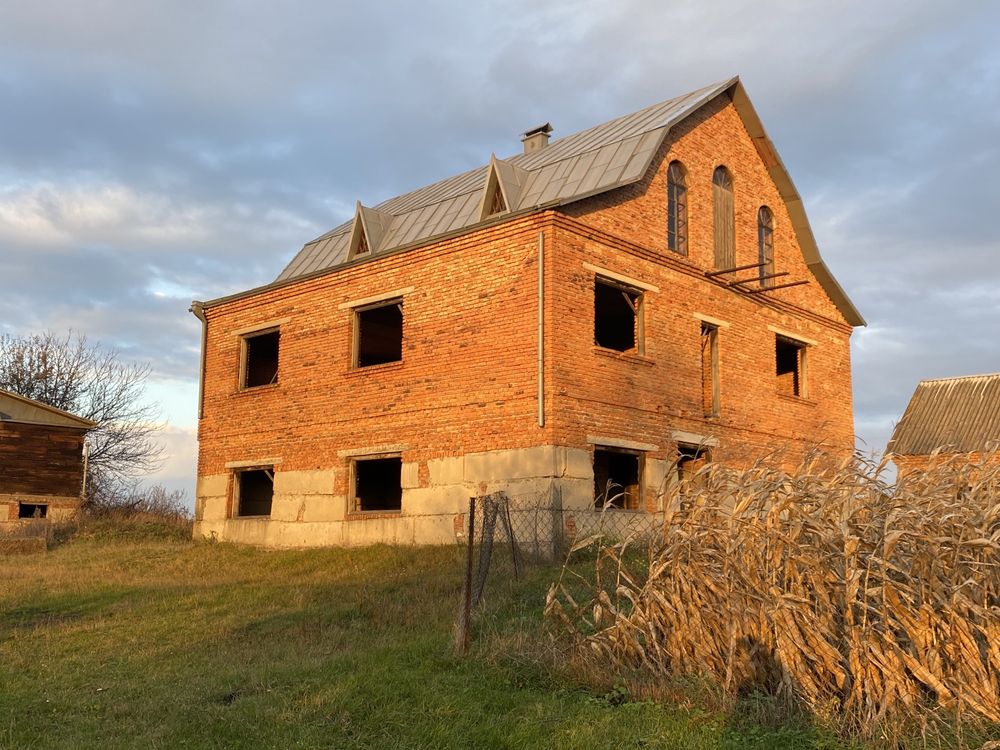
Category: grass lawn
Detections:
[{"x1": 0, "y1": 524, "x2": 852, "y2": 749}]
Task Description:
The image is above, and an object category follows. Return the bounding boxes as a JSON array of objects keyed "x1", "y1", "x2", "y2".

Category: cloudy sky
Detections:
[{"x1": 2, "y1": 0, "x2": 997, "y2": 497}]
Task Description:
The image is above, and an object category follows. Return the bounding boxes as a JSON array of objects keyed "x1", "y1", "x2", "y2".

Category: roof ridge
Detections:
[{"x1": 919, "y1": 372, "x2": 1000, "y2": 384}]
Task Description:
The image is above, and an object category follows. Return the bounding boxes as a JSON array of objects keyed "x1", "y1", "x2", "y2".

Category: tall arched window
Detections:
[
  {"x1": 757, "y1": 206, "x2": 774, "y2": 286},
  {"x1": 667, "y1": 161, "x2": 687, "y2": 255},
  {"x1": 712, "y1": 166, "x2": 734, "y2": 269}
]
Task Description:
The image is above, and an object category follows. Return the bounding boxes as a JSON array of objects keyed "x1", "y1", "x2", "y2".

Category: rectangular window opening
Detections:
[
  {"x1": 775, "y1": 336, "x2": 807, "y2": 398},
  {"x1": 353, "y1": 456, "x2": 402, "y2": 512},
  {"x1": 355, "y1": 301, "x2": 403, "y2": 368},
  {"x1": 235, "y1": 468, "x2": 274, "y2": 517},
  {"x1": 18, "y1": 502, "x2": 48, "y2": 519},
  {"x1": 242, "y1": 329, "x2": 280, "y2": 389},
  {"x1": 701, "y1": 323, "x2": 720, "y2": 417},
  {"x1": 677, "y1": 444, "x2": 710, "y2": 484},
  {"x1": 593, "y1": 447, "x2": 642, "y2": 510},
  {"x1": 594, "y1": 279, "x2": 641, "y2": 353}
]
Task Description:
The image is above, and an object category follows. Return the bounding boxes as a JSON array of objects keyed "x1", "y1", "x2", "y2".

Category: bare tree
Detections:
[{"x1": 0, "y1": 331, "x2": 163, "y2": 502}]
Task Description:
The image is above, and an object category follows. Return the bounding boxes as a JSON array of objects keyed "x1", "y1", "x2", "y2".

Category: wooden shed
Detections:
[{"x1": 0, "y1": 389, "x2": 95, "y2": 522}]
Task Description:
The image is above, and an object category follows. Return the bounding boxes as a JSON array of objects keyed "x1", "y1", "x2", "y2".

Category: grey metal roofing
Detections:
[
  {"x1": 276, "y1": 78, "x2": 737, "y2": 282},
  {"x1": 200, "y1": 76, "x2": 863, "y2": 328},
  {"x1": 888, "y1": 373, "x2": 1000, "y2": 455}
]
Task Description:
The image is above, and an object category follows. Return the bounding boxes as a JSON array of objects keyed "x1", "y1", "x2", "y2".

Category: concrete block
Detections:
[
  {"x1": 197, "y1": 473, "x2": 228, "y2": 499},
  {"x1": 427, "y1": 456, "x2": 464, "y2": 486},
  {"x1": 561, "y1": 447, "x2": 593, "y2": 479},
  {"x1": 274, "y1": 470, "x2": 335, "y2": 496},
  {"x1": 201, "y1": 496, "x2": 229, "y2": 521},
  {"x1": 464, "y1": 446, "x2": 560, "y2": 483},
  {"x1": 403, "y1": 486, "x2": 469, "y2": 515},
  {"x1": 400, "y1": 461, "x2": 420, "y2": 489},
  {"x1": 302, "y1": 495, "x2": 347, "y2": 523}
]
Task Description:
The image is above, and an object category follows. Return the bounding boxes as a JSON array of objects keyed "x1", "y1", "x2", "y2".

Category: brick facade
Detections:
[{"x1": 194, "y1": 95, "x2": 857, "y2": 547}]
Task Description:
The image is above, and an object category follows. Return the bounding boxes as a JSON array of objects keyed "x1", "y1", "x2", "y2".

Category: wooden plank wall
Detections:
[{"x1": 0, "y1": 422, "x2": 87, "y2": 496}]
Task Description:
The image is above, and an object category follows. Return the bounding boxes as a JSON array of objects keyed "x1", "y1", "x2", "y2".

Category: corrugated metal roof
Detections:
[
  {"x1": 276, "y1": 78, "x2": 736, "y2": 282},
  {"x1": 888, "y1": 373, "x2": 1000, "y2": 455}
]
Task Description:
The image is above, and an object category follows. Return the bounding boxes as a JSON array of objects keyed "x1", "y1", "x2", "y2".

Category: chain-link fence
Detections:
[{"x1": 454, "y1": 488, "x2": 663, "y2": 653}]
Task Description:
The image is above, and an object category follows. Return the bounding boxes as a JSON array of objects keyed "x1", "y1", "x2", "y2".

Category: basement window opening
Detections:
[
  {"x1": 235, "y1": 468, "x2": 274, "y2": 517},
  {"x1": 242, "y1": 329, "x2": 280, "y2": 389},
  {"x1": 18, "y1": 502, "x2": 48, "y2": 519},
  {"x1": 593, "y1": 447, "x2": 642, "y2": 511},
  {"x1": 355, "y1": 300, "x2": 403, "y2": 368},
  {"x1": 677, "y1": 444, "x2": 710, "y2": 484},
  {"x1": 775, "y1": 336, "x2": 808, "y2": 398},
  {"x1": 353, "y1": 456, "x2": 402, "y2": 512},
  {"x1": 594, "y1": 278, "x2": 642, "y2": 353}
]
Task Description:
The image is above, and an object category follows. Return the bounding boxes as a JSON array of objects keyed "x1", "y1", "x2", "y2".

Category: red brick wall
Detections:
[
  {"x1": 198, "y1": 217, "x2": 550, "y2": 494},
  {"x1": 0, "y1": 422, "x2": 87, "y2": 498},
  {"x1": 198, "y1": 94, "x2": 856, "y2": 493}
]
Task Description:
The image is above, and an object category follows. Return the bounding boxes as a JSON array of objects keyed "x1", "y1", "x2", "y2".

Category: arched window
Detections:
[
  {"x1": 667, "y1": 161, "x2": 687, "y2": 255},
  {"x1": 712, "y1": 166, "x2": 734, "y2": 269},
  {"x1": 757, "y1": 206, "x2": 774, "y2": 286}
]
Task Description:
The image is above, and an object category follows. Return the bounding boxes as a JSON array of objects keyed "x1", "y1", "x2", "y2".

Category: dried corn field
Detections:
[{"x1": 546, "y1": 452, "x2": 1000, "y2": 744}]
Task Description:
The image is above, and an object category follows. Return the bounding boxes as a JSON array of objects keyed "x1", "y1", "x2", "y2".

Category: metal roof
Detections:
[
  {"x1": 276, "y1": 78, "x2": 736, "y2": 282},
  {"x1": 888, "y1": 373, "x2": 1000, "y2": 455},
  {"x1": 199, "y1": 77, "x2": 863, "y2": 328}
]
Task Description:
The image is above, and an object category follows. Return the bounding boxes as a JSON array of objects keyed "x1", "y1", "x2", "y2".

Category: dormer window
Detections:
[{"x1": 488, "y1": 185, "x2": 507, "y2": 216}]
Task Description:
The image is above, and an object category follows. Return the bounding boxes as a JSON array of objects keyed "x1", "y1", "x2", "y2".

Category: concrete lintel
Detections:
[
  {"x1": 693, "y1": 312, "x2": 731, "y2": 329},
  {"x1": 337, "y1": 287, "x2": 414, "y2": 310},
  {"x1": 767, "y1": 325, "x2": 818, "y2": 346},
  {"x1": 671, "y1": 430, "x2": 720, "y2": 448},
  {"x1": 230, "y1": 318, "x2": 291, "y2": 337},
  {"x1": 337, "y1": 444, "x2": 409, "y2": 459},
  {"x1": 225, "y1": 458, "x2": 282, "y2": 469},
  {"x1": 582, "y1": 263, "x2": 660, "y2": 293},
  {"x1": 586, "y1": 436, "x2": 658, "y2": 452}
]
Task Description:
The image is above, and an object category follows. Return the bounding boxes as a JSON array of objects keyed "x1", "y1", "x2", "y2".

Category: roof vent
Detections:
[{"x1": 521, "y1": 123, "x2": 553, "y2": 154}]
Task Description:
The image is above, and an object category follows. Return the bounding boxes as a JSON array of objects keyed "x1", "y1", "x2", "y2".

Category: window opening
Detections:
[
  {"x1": 355, "y1": 300, "x2": 403, "y2": 367},
  {"x1": 701, "y1": 323, "x2": 720, "y2": 417},
  {"x1": 356, "y1": 230, "x2": 370, "y2": 255},
  {"x1": 594, "y1": 279, "x2": 641, "y2": 353},
  {"x1": 775, "y1": 336, "x2": 807, "y2": 397},
  {"x1": 758, "y1": 206, "x2": 774, "y2": 286},
  {"x1": 593, "y1": 447, "x2": 641, "y2": 510},
  {"x1": 667, "y1": 161, "x2": 688, "y2": 255},
  {"x1": 353, "y1": 456, "x2": 402, "y2": 512},
  {"x1": 243, "y1": 329, "x2": 279, "y2": 389},
  {"x1": 677, "y1": 444, "x2": 710, "y2": 485},
  {"x1": 488, "y1": 185, "x2": 507, "y2": 216},
  {"x1": 712, "y1": 166, "x2": 735, "y2": 269},
  {"x1": 236, "y1": 468, "x2": 274, "y2": 517},
  {"x1": 18, "y1": 503, "x2": 48, "y2": 519}
]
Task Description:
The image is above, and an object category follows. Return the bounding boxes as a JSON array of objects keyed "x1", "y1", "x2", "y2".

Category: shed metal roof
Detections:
[
  {"x1": 888, "y1": 373, "x2": 1000, "y2": 455},
  {"x1": 0, "y1": 388, "x2": 96, "y2": 429}
]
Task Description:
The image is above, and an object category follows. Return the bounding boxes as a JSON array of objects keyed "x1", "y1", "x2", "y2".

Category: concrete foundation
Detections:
[{"x1": 194, "y1": 444, "x2": 671, "y2": 549}]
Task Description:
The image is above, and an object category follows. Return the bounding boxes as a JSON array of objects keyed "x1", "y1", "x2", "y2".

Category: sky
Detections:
[{"x1": 2, "y1": 0, "x2": 998, "y2": 499}]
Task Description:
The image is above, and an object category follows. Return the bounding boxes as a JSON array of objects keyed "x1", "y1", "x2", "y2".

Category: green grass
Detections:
[{"x1": 0, "y1": 528, "x2": 850, "y2": 749}]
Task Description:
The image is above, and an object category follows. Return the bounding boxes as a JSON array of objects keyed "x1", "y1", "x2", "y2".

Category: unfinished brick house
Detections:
[
  {"x1": 889, "y1": 373, "x2": 1000, "y2": 474},
  {"x1": 191, "y1": 76, "x2": 864, "y2": 548},
  {"x1": 0, "y1": 388, "x2": 94, "y2": 524}
]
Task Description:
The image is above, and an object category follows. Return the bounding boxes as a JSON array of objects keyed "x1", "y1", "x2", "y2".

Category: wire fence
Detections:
[{"x1": 454, "y1": 487, "x2": 663, "y2": 653}]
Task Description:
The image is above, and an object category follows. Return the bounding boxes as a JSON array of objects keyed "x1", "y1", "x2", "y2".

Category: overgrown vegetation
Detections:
[
  {"x1": 546, "y1": 451, "x2": 1000, "y2": 748},
  {"x1": 1, "y1": 531, "x2": 844, "y2": 749}
]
